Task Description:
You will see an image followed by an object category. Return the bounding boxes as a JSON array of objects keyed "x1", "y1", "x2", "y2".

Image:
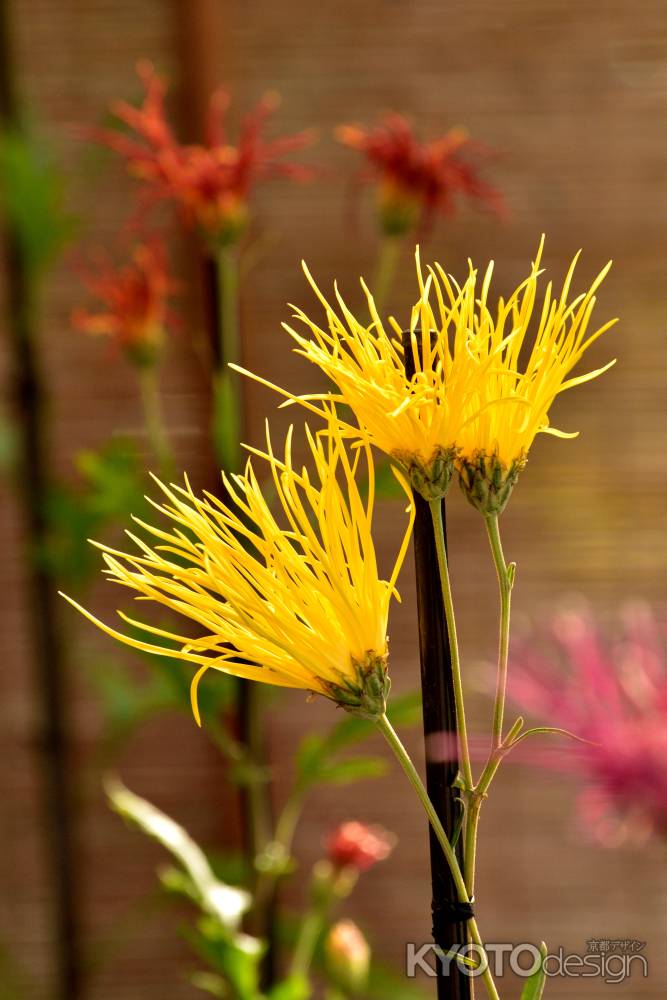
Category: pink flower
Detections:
[
  {"x1": 327, "y1": 820, "x2": 395, "y2": 872},
  {"x1": 509, "y1": 602, "x2": 667, "y2": 846}
]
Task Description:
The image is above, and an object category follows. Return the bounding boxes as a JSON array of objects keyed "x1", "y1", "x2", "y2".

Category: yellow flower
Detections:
[
  {"x1": 61, "y1": 416, "x2": 414, "y2": 722},
  {"x1": 235, "y1": 256, "x2": 493, "y2": 501},
  {"x1": 418, "y1": 239, "x2": 617, "y2": 514},
  {"x1": 233, "y1": 241, "x2": 616, "y2": 512}
]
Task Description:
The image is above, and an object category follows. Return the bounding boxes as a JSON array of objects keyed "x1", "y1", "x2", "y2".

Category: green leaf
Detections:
[
  {"x1": 387, "y1": 691, "x2": 423, "y2": 728},
  {"x1": 194, "y1": 917, "x2": 264, "y2": 1000},
  {"x1": 42, "y1": 439, "x2": 146, "y2": 585},
  {"x1": 325, "y1": 691, "x2": 422, "y2": 753},
  {"x1": 88, "y1": 656, "x2": 177, "y2": 739},
  {"x1": 296, "y1": 691, "x2": 421, "y2": 788},
  {"x1": 158, "y1": 866, "x2": 200, "y2": 906},
  {"x1": 520, "y1": 942, "x2": 548, "y2": 1000},
  {"x1": 190, "y1": 971, "x2": 230, "y2": 998},
  {"x1": 316, "y1": 755, "x2": 389, "y2": 785},
  {"x1": 296, "y1": 734, "x2": 327, "y2": 783},
  {"x1": 106, "y1": 778, "x2": 250, "y2": 930},
  {"x1": 319, "y1": 716, "x2": 373, "y2": 755},
  {"x1": 268, "y1": 974, "x2": 310, "y2": 1000},
  {"x1": 507, "y1": 727, "x2": 590, "y2": 750},
  {"x1": 366, "y1": 958, "x2": 430, "y2": 1000},
  {"x1": 0, "y1": 125, "x2": 73, "y2": 278}
]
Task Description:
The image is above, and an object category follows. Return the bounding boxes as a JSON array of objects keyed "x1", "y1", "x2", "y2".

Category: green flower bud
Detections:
[{"x1": 325, "y1": 920, "x2": 371, "y2": 995}]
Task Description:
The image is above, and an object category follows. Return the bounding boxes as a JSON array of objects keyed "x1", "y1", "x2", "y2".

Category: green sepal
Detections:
[
  {"x1": 325, "y1": 653, "x2": 390, "y2": 720},
  {"x1": 457, "y1": 450, "x2": 526, "y2": 516},
  {"x1": 393, "y1": 446, "x2": 456, "y2": 502}
]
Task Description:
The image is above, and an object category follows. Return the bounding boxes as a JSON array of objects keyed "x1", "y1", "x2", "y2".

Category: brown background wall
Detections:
[{"x1": 2, "y1": 1, "x2": 667, "y2": 998}]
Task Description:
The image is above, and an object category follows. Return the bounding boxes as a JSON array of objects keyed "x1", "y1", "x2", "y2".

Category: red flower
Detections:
[
  {"x1": 327, "y1": 821, "x2": 395, "y2": 872},
  {"x1": 72, "y1": 241, "x2": 176, "y2": 365},
  {"x1": 93, "y1": 62, "x2": 315, "y2": 245},
  {"x1": 337, "y1": 113, "x2": 505, "y2": 235}
]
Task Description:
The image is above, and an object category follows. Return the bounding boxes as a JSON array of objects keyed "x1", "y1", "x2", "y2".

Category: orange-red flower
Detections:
[
  {"x1": 72, "y1": 241, "x2": 176, "y2": 365},
  {"x1": 94, "y1": 61, "x2": 315, "y2": 245},
  {"x1": 337, "y1": 113, "x2": 505, "y2": 235},
  {"x1": 327, "y1": 821, "x2": 395, "y2": 872}
]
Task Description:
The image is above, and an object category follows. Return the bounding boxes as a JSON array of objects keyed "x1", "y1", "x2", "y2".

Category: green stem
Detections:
[
  {"x1": 373, "y1": 235, "x2": 401, "y2": 312},
  {"x1": 428, "y1": 499, "x2": 474, "y2": 792},
  {"x1": 289, "y1": 885, "x2": 330, "y2": 981},
  {"x1": 138, "y1": 366, "x2": 172, "y2": 474},
  {"x1": 463, "y1": 755, "x2": 501, "y2": 896},
  {"x1": 205, "y1": 716, "x2": 246, "y2": 765},
  {"x1": 464, "y1": 515, "x2": 514, "y2": 896},
  {"x1": 485, "y1": 514, "x2": 513, "y2": 749},
  {"x1": 253, "y1": 786, "x2": 305, "y2": 919},
  {"x1": 212, "y1": 244, "x2": 276, "y2": 986},
  {"x1": 241, "y1": 682, "x2": 273, "y2": 861},
  {"x1": 273, "y1": 787, "x2": 306, "y2": 857},
  {"x1": 213, "y1": 244, "x2": 242, "y2": 473},
  {"x1": 375, "y1": 714, "x2": 500, "y2": 1000},
  {"x1": 216, "y1": 244, "x2": 240, "y2": 373}
]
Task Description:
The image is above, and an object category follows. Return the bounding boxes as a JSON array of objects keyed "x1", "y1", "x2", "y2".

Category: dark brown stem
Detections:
[
  {"x1": 403, "y1": 331, "x2": 470, "y2": 1000},
  {"x1": 0, "y1": 4, "x2": 80, "y2": 997}
]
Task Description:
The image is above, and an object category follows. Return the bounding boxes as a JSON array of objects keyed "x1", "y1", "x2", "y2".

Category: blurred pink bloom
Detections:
[
  {"x1": 91, "y1": 61, "x2": 315, "y2": 245},
  {"x1": 510, "y1": 602, "x2": 667, "y2": 846},
  {"x1": 425, "y1": 729, "x2": 459, "y2": 764},
  {"x1": 327, "y1": 820, "x2": 395, "y2": 872}
]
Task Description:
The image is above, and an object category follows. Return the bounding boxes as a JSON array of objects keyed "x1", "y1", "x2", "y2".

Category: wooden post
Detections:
[
  {"x1": 174, "y1": 10, "x2": 277, "y2": 985},
  {"x1": 0, "y1": 3, "x2": 80, "y2": 997}
]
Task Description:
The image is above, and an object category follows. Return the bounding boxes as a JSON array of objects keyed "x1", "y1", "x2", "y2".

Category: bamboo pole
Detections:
[{"x1": 403, "y1": 330, "x2": 470, "y2": 1000}]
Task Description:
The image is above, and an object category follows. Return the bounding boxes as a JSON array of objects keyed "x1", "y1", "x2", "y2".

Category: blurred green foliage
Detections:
[
  {"x1": 0, "y1": 124, "x2": 73, "y2": 281},
  {"x1": 0, "y1": 940, "x2": 30, "y2": 1000},
  {"x1": 519, "y1": 943, "x2": 548, "y2": 1000},
  {"x1": 106, "y1": 706, "x2": 428, "y2": 1000},
  {"x1": 42, "y1": 439, "x2": 147, "y2": 586},
  {"x1": 296, "y1": 691, "x2": 422, "y2": 792}
]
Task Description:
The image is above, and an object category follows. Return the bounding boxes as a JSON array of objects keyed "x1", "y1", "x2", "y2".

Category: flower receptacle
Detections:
[
  {"x1": 457, "y1": 450, "x2": 526, "y2": 517},
  {"x1": 326, "y1": 652, "x2": 390, "y2": 720}
]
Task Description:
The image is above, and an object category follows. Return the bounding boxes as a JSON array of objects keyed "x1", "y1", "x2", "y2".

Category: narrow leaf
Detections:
[
  {"x1": 520, "y1": 942, "x2": 547, "y2": 1000},
  {"x1": 317, "y1": 755, "x2": 389, "y2": 785},
  {"x1": 508, "y1": 726, "x2": 592, "y2": 750},
  {"x1": 190, "y1": 971, "x2": 229, "y2": 998},
  {"x1": 106, "y1": 777, "x2": 250, "y2": 929},
  {"x1": 268, "y1": 974, "x2": 310, "y2": 1000}
]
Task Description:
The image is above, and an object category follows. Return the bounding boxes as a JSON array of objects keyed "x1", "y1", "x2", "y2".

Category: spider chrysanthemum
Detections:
[
  {"x1": 62, "y1": 417, "x2": 414, "y2": 722},
  {"x1": 238, "y1": 256, "x2": 496, "y2": 501},
  {"x1": 418, "y1": 239, "x2": 617, "y2": 514},
  {"x1": 240, "y1": 240, "x2": 617, "y2": 512}
]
